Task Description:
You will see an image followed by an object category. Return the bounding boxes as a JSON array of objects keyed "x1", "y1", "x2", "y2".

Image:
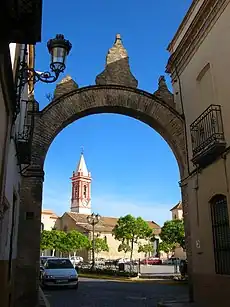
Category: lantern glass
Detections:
[
  {"x1": 47, "y1": 34, "x2": 72, "y2": 74},
  {"x1": 50, "y1": 46, "x2": 67, "y2": 72}
]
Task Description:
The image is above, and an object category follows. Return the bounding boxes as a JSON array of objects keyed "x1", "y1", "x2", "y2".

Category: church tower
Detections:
[{"x1": 70, "y1": 152, "x2": 92, "y2": 214}]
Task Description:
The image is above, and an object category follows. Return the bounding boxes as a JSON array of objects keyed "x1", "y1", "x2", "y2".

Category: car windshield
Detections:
[{"x1": 45, "y1": 259, "x2": 73, "y2": 269}]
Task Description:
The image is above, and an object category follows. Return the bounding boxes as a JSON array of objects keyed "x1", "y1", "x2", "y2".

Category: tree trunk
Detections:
[
  {"x1": 52, "y1": 249, "x2": 55, "y2": 256},
  {"x1": 130, "y1": 239, "x2": 134, "y2": 261}
]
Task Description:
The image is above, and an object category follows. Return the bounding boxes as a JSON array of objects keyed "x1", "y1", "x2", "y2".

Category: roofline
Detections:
[
  {"x1": 167, "y1": 0, "x2": 200, "y2": 51},
  {"x1": 170, "y1": 202, "x2": 182, "y2": 211}
]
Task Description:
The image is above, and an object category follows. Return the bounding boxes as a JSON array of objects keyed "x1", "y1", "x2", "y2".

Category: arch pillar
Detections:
[
  {"x1": 14, "y1": 165, "x2": 44, "y2": 307},
  {"x1": 180, "y1": 181, "x2": 193, "y2": 302}
]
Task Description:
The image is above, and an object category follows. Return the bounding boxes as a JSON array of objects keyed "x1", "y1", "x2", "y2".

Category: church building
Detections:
[{"x1": 42, "y1": 152, "x2": 162, "y2": 261}]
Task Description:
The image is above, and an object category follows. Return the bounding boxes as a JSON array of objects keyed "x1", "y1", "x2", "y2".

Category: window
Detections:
[
  {"x1": 197, "y1": 63, "x2": 215, "y2": 107},
  {"x1": 63, "y1": 225, "x2": 68, "y2": 232},
  {"x1": 83, "y1": 185, "x2": 87, "y2": 197},
  {"x1": 104, "y1": 236, "x2": 107, "y2": 243},
  {"x1": 45, "y1": 259, "x2": 73, "y2": 269},
  {"x1": 210, "y1": 195, "x2": 230, "y2": 275}
]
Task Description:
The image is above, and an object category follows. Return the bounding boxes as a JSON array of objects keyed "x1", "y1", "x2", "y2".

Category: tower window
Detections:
[{"x1": 84, "y1": 185, "x2": 87, "y2": 197}]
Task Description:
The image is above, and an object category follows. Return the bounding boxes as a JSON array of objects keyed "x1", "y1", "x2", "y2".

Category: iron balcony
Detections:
[{"x1": 190, "y1": 104, "x2": 226, "y2": 167}]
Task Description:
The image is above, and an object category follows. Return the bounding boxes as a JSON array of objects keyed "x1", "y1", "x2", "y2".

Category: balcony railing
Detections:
[{"x1": 190, "y1": 104, "x2": 226, "y2": 167}]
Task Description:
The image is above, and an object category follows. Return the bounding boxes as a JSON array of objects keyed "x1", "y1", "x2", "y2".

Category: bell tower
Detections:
[{"x1": 70, "y1": 152, "x2": 92, "y2": 214}]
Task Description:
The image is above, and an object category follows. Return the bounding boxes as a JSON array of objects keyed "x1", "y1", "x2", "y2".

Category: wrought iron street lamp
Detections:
[
  {"x1": 87, "y1": 213, "x2": 101, "y2": 270},
  {"x1": 14, "y1": 34, "x2": 72, "y2": 170},
  {"x1": 17, "y1": 34, "x2": 72, "y2": 89}
]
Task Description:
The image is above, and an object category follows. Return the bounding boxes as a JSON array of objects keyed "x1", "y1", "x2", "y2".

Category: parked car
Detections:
[
  {"x1": 140, "y1": 257, "x2": 162, "y2": 265},
  {"x1": 40, "y1": 256, "x2": 54, "y2": 266},
  {"x1": 40, "y1": 257, "x2": 78, "y2": 289}
]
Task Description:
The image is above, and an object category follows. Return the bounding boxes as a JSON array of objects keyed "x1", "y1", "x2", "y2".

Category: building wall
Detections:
[
  {"x1": 41, "y1": 212, "x2": 58, "y2": 231},
  {"x1": 169, "y1": 1, "x2": 230, "y2": 305},
  {"x1": 171, "y1": 208, "x2": 183, "y2": 220},
  {"x1": 0, "y1": 43, "x2": 30, "y2": 307}
]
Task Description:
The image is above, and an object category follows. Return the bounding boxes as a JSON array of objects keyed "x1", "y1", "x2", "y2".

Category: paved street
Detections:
[{"x1": 44, "y1": 277, "x2": 188, "y2": 307}]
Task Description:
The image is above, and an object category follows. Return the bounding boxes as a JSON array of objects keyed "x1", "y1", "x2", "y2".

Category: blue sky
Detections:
[{"x1": 37, "y1": 0, "x2": 192, "y2": 226}]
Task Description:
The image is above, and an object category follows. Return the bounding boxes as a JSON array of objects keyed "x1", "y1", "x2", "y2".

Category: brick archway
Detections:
[
  {"x1": 15, "y1": 84, "x2": 192, "y2": 306},
  {"x1": 32, "y1": 85, "x2": 187, "y2": 177}
]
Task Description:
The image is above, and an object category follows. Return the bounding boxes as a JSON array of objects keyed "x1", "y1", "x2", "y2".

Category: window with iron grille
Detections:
[{"x1": 210, "y1": 195, "x2": 230, "y2": 275}]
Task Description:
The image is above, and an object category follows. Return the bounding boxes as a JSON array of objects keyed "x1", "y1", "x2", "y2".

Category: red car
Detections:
[{"x1": 140, "y1": 257, "x2": 162, "y2": 265}]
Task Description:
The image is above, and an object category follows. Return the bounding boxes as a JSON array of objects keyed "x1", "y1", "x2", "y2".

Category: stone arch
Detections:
[
  {"x1": 15, "y1": 33, "x2": 190, "y2": 306},
  {"x1": 15, "y1": 84, "x2": 189, "y2": 307},
  {"x1": 32, "y1": 85, "x2": 187, "y2": 178}
]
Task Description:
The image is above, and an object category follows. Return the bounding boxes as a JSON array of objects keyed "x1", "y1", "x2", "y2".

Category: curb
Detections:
[
  {"x1": 39, "y1": 287, "x2": 50, "y2": 307},
  {"x1": 139, "y1": 274, "x2": 180, "y2": 280}
]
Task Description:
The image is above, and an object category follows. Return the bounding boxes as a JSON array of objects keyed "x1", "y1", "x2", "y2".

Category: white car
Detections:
[{"x1": 40, "y1": 258, "x2": 78, "y2": 289}]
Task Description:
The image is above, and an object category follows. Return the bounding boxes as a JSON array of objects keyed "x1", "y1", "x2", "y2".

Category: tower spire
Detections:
[
  {"x1": 70, "y1": 151, "x2": 92, "y2": 214},
  {"x1": 76, "y1": 150, "x2": 88, "y2": 176}
]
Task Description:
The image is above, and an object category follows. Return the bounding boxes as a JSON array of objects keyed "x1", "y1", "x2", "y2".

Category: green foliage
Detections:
[
  {"x1": 118, "y1": 243, "x2": 131, "y2": 254},
  {"x1": 138, "y1": 243, "x2": 154, "y2": 256},
  {"x1": 78, "y1": 267, "x2": 138, "y2": 278},
  {"x1": 160, "y1": 219, "x2": 185, "y2": 249},
  {"x1": 66, "y1": 230, "x2": 90, "y2": 253},
  {"x1": 112, "y1": 214, "x2": 153, "y2": 260},
  {"x1": 54, "y1": 230, "x2": 69, "y2": 253},
  {"x1": 40, "y1": 229, "x2": 90, "y2": 254},
  {"x1": 89, "y1": 237, "x2": 109, "y2": 254},
  {"x1": 157, "y1": 241, "x2": 175, "y2": 254},
  {"x1": 40, "y1": 230, "x2": 53, "y2": 251}
]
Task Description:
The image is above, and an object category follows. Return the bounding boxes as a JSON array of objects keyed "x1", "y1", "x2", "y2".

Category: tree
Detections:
[
  {"x1": 138, "y1": 243, "x2": 154, "y2": 258},
  {"x1": 160, "y1": 219, "x2": 185, "y2": 250},
  {"x1": 112, "y1": 214, "x2": 153, "y2": 260},
  {"x1": 54, "y1": 231, "x2": 69, "y2": 256},
  {"x1": 118, "y1": 242, "x2": 131, "y2": 257},
  {"x1": 89, "y1": 237, "x2": 109, "y2": 257},
  {"x1": 66, "y1": 230, "x2": 90, "y2": 256},
  {"x1": 40, "y1": 230, "x2": 53, "y2": 254},
  {"x1": 157, "y1": 241, "x2": 175, "y2": 259}
]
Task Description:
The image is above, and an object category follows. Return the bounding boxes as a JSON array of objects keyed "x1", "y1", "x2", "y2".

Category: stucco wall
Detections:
[
  {"x1": 177, "y1": 3, "x2": 230, "y2": 171},
  {"x1": 41, "y1": 213, "x2": 57, "y2": 231},
  {"x1": 169, "y1": 2, "x2": 230, "y2": 305}
]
